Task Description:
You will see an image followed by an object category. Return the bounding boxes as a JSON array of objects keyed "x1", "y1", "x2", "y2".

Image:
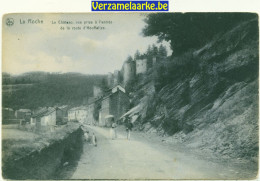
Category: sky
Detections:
[{"x1": 2, "y1": 13, "x2": 171, "y2": 75}]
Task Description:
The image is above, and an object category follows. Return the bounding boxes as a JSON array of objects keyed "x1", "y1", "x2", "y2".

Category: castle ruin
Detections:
[
  {"x1": 136, "y1": 58, "x2": 148, "y2": 75},
  {"x1": 122, "y1": 59, "x2": 136, "y2": 87}
]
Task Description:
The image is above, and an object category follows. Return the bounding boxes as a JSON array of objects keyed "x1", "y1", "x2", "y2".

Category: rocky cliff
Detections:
[{"x1": 125, "y1": 18, "x2": 258, "y2": 162}]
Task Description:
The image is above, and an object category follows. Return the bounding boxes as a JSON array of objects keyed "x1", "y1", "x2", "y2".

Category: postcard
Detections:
[{"x1": 1, "y1": 13, "x2": 259, "y2": 180}]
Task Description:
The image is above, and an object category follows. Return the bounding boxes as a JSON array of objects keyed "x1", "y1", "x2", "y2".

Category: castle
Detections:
[
  {"x1": 107, "y1": 57, "x2": 158, "y2": 89},
  {"x1": 68, "y1": 56, "x2": 160, "y2": 127}
]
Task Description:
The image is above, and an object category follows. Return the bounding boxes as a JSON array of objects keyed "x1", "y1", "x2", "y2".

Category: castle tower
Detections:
[
  {"x1": 123, "y1": 60, "x2": 136, "y2": 86},
  {"x1": 107, "y1": 72, "x2": 113, "y2": 88},
  {"x1": 113, "y1": 70, "x2": 120, "y2": 86},
  {"x1": 136, "y1": 58, "x2": 147, "y2": 74},
  {"x1": 152, "y1": 57, "x2": 157, "y2": 67}
]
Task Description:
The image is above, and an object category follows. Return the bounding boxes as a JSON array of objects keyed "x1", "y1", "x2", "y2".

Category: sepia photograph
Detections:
[{"x1": 1, "y1": 13, "x2": 259, "y2": 180}]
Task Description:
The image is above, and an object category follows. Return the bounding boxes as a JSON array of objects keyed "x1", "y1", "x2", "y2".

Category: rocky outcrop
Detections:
[{"x1": 126, "y1": 18, "x2": 258, "y2": 162}]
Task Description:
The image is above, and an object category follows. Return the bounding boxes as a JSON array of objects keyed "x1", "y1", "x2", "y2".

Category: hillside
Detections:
[
  {"x1": 125, "y1": 17, "x2": 258, "y2": 163},
  {"x1": 2, "y1": 72, "x2": 106, "y2": 110}
]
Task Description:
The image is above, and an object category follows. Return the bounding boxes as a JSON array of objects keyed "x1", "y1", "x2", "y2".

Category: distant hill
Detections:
[{"x1": 2, "y1": 72, "x2": 106, "y2": 110}]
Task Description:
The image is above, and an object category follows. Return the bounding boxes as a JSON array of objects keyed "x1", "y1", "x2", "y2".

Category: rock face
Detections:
[{"x1": 129, "y1": 19, "x2": 258, "y2": 161}]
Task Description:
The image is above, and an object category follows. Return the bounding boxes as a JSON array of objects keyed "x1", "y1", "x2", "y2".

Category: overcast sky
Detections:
[{"x1": 3, "y1": 13, "x2": 171, "y2": 75}]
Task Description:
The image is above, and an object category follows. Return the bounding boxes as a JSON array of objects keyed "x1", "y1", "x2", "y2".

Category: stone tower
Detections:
[
  {"x1": 122, "y1": 60, "x2": 136, "y2": 86},
  {"x1": 152, "y1": 57, "x2": 157, "y2": 67},
  {"x1": 107, "y1": 72, "x2": 113, "y2": 88},
  {"x1": 113, "y1": 70, "x2": 120, "y2": 86},
  {"x1": 136, "y1": 58, "x2": 147, "y2": 74}
]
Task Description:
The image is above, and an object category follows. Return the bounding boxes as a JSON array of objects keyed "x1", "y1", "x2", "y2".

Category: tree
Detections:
[
  {"x1": 152, "y1": 44, "x2": 158, "y2": 57},
  {"x1": 134, "y1": 50, "x2": 141, "y2": 60},
  {"x1": 146, "y1": 45, "x2": 152, "y2": 56},
  {"x1": 126, "y1": 55, "x2": 134, "y2": 62},
  {"x1": 145, "y1": 45, "x2": 154, "y2": 68},
  {"x1": 142, "y1": 13, "x2": 256, "y2": 56},
  {"x1": 158, "y1": 44, "x2": 167, "y2": 58}
]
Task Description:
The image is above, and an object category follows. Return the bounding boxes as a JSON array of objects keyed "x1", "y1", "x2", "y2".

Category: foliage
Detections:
[
  {"x1": 134, "y1": 50, "x2": 141, "y2": 60},
  {"x1": 143, "y1": 13, "x2": 257, "y2": 55},
  {"x1": 2, "y1": 72, "x2": 106, "y2": 110},
  {"x1": 126, "y1": 55, "x2": 134, "y2": 62}
]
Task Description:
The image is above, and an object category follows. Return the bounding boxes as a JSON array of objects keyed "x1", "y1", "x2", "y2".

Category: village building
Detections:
[
  {"x1": 93, "y1": 85, "x2": 103, "y2": 99},
  {"x1": 99, "y1": 85, "x2": 130, "y2": 126},
  {"x1": 59, "y1": 105, "x2": 69, "y2": 120},
  {"x1": 31, "y1": 107, "x2": 63, "y2": 131},
  {"x1": 68, "y1": 107, "x2": 77, "y2": 121},
  {"x1": 136, "y1": 58, "x2": 148, "y2": 74},
  {"x1": 68, "y1": 106, "x2": 88, "y2": 124},
  {"x1": 15, "y1": 109, "x2": 31, "y2": 119}
]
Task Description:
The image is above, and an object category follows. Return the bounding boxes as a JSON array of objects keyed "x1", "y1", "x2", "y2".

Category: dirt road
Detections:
[{"x1": 71, "y1": 126, "x2": 256, "y2": 179}]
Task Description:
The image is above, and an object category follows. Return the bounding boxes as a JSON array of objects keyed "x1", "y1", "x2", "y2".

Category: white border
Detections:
[{"x1": 0, "y1": 0, "x2": 259, "y2": 180}]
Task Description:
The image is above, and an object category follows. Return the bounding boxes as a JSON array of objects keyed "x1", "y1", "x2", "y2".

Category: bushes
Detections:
[
  {"x1": 2, "y1": 73, "x2": 106, "y2": 110},
  {"x1": 143, "y1": 13, "x2": 257, "y2": 56}
]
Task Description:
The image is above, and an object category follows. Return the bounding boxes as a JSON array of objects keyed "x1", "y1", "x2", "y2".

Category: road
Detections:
[{"x1": 71, "y1": 126, "x2": 255, "y2": 180}]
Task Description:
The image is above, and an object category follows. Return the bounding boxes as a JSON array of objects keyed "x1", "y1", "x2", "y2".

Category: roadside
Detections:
[
  {"x1": 120, "y1": 125, "x2": 258, "y2": 179},
  {"x1": 2, "y1": 122, "x2": 83, "y2": 179},
  {"x1": 69, "y1": 125, "x2": 257, "y2": 179}
]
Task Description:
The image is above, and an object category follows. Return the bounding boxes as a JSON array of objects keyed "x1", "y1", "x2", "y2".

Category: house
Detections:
[
  {"x1": 99, "y1": 85, "x2": 130, "y2": 126},
  {"x1": 31, "y1": 107, "x2": 63, "y2": 131},
  {"x1": 93, "y1": 86, "x2": 103, "y2": 99},
  {"x1": 59, "y1": 105, "x2": 69, "y2": 122},
  {"x1": 15, "y1": 109, "x2": 31, "y2": 119},
  {"x1": 68, "y1": 107, "x2": 77, "y2": 121},
  {"x1": 41, "y1": 107, "x2": 63, "y2": 126},
  {"x1": 68, "y1": 106, "x2": 88, "y2": 124}
]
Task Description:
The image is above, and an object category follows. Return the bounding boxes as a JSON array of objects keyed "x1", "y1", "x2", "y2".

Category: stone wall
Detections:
[
  {"x1": 2, "y1": 125, "x2": 84, "y2": 180},
  {"x1": 136, "y1": 58, "x2": 147, "y2": 74}
]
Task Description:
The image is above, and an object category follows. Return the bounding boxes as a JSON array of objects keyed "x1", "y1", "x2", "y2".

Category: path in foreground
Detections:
[{"x1": 71, "y1": 126, "x2": 255, "y2": 179}]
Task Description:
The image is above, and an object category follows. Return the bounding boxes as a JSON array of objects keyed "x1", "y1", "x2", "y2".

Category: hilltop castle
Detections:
[
  {"x1": 68, "y1": 56, "x2": 161, "y2": 126},
  {"x1": 107, "y1": 56, "x2": 159, "y2": 89}
]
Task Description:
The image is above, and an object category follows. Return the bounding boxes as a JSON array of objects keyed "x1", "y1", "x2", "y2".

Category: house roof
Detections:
[
  {"x1": 45, "y1": 107, "x2": 59, "y2": 116},
  {"x1": 59, "y1": 105, "x2": 67, "y2": 109},
  {"x1": 112, "y1": 85, "x2": 125, "y2": 93},
  {"x1": 102, "y1": 88, "x2": 128, "y2": 102},
  {"x1": 17, "y1": 109, "x2": 31, "y2": 112},
  {"x1": 104, "y1": 84, "x2": 125, "y2": 95},
  {"x1": 31, "y1": 108, "x2": 49, "y2": 118},
  {"x1": 68, "y1": 106, "x2": 87, "y2": 112},
  {"x1": 3, "y1": 108, "x2": 14, "y2": 111},
  {"x1": 32, "y1": 107, "x2": 60, "y2": 118}
]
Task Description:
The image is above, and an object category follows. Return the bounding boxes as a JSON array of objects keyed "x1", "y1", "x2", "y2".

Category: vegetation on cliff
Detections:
[{"x1": 126, "y1": 13, "x2": 258, "y2": 162}]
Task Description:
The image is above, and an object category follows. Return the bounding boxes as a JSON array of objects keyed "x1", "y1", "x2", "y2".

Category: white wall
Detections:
[{"x1": 136, "y1": 59, "x2": 147, "y2": 74}]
